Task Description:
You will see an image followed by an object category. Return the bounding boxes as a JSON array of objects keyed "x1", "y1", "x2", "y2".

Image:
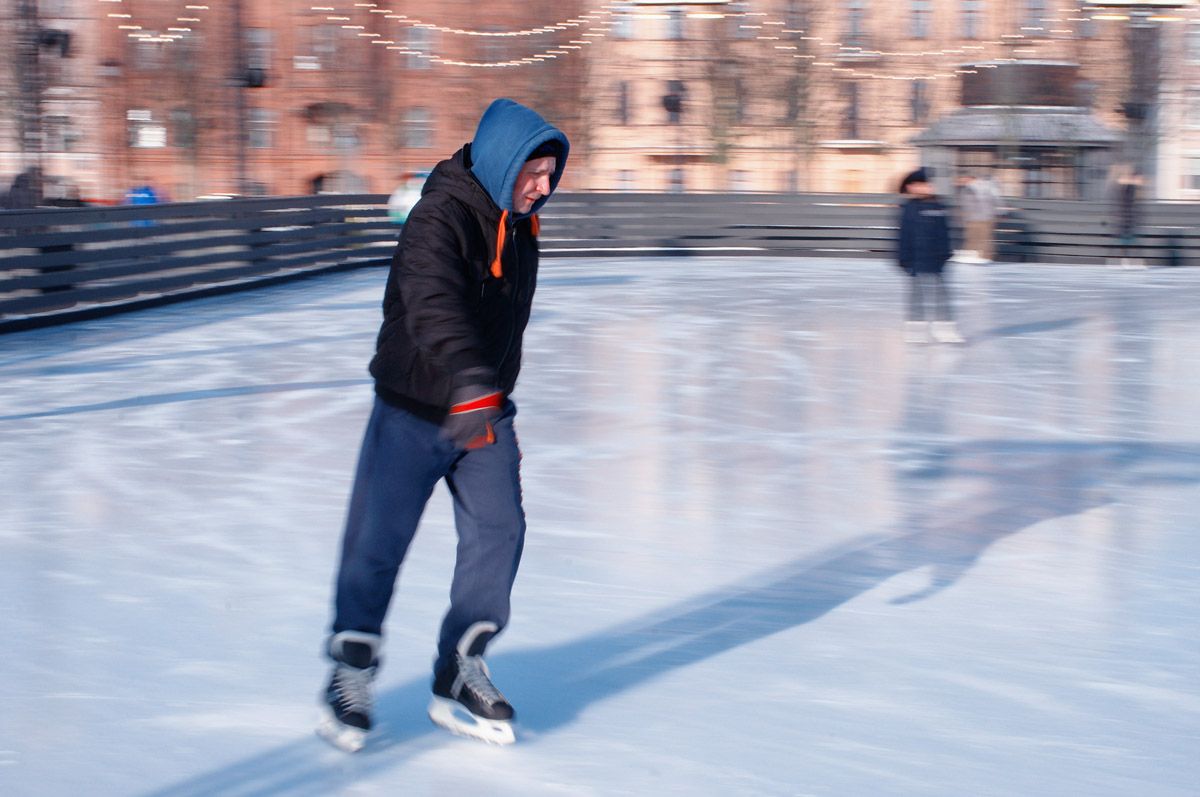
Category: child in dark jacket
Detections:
[{"x1": 896, "y1": 168, "x2": 964, "y2": 344}]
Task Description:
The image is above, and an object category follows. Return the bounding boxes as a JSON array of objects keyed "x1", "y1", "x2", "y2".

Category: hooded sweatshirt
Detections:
[{"x1": 369, "y1": 99, "x2": 569, "y2": 420}]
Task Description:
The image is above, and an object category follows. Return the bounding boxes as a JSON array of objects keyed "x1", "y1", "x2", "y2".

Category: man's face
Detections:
[{"x1": 512, "y1": 156, "x2": 556, "y2": 214}]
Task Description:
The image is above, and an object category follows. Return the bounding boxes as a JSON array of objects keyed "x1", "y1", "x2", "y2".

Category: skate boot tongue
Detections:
[{"x1": 340, "y1": 641, "x2": 376, "y2": 670}]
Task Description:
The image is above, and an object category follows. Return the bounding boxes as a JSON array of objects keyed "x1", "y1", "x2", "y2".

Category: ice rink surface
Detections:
[{"x1": 1, "y1": 257, "x2": 1198, "y2": 796}]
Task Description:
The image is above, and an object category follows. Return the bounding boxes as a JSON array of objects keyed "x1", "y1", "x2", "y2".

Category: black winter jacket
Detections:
[
  {"x1": 897, "y1": 196, "x2": 953, "y2": 275},
  {"x1": 369, "y1": 145, "x2": 540, "y2": 421}
]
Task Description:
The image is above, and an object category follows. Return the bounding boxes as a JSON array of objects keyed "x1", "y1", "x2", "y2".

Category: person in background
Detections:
[
  {"x1": 317, "y1": 98, "x2": 569, "y2": 752},
  {"x1": 1113, "y1": 166, "x2": 1145, "y2": 268},
  {"x1": 897, "y1": 168, "x2": 964, "y2": 344},
  {"x1": 125, "y1": 179, "x2": 161, "y2": 228},
  {"x1": 958, "y1": 171, "x2": 1000, "y2": 264}
]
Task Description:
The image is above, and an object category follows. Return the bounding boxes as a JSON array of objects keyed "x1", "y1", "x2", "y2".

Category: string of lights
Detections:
[
  {"x1": 95, "y1": 0, "x2": 210, "y2": 45},
  {"x1": 95, "y1": 0, "x2": 1194, "y2": 74},
  {"x1": 316, "y1": 1, "x2": 624, "y2": 37}
]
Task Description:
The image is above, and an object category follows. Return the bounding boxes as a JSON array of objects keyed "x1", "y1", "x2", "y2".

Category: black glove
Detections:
[{"x1": 441, "y1": 386, "x2": 503, "y2": 450}]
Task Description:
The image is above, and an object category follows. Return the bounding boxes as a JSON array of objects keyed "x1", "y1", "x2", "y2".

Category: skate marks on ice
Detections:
[{"x1": 139, "y1": 440, "x2": 1200, "y2": 797}]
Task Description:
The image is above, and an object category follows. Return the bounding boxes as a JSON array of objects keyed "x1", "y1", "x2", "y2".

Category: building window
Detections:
[
  {"x1": 668, "y1": 168, "x2": 685, "y2": 193},
  {"x1": 297, "y1": 25, "x2": 336, "y2": 70},
  {"x1": 782, "y1": 170, "x2": 798, "y2": 193},
  {"x1": 307, "y1": 124, "x2": 331, "y2": 147},
  {"x1": 406, "y1": 26, "x2": 432, "y2": 69},
  {"x1": 785, "y1": 0, "x2": 807, "y2": 30},
  {"x1": 911, "y1": 0, "x2": 931, "y2": 39},
  {"x1": 725, "y1": 3, "x2": 752, "y2": 39},
  {"x1": 846, "y1": 0, "x2": 868, "y2": 45},
  {"x1": 961, "y1": 0, "x2": 983, "y2": 40},
  {"x1": 910, "y1": 80, "x2": 930, "y2": 123},
  {"x1": 1188, "y1": 24, "x2": 1200, "y2": 62},
  {"x1": 613, "y1": 6, "x2": 635, "y2": 39},
  {"x1": 170, "y1": 108, "x2": 196, "y2": 149},
  {"x1": 41, "y1": 0, "x2": 74, "y2": 16},
  {"x1": 402, "y1": 107, "x2": 434, "y2": 148},
  {"x1": 841, "y1": 83, "x2": 861, "y2": 139},
  {"x1": 245, "y1": 28, "x2": 272, "y2": 71},
  {"x1": 1022, "y1": 0, "x2": 1048, "y2": 37},
  {"x1": 44, "y1": 114, "x2": 82, "y2": 152},
  {"x1": 248, "y1": 109, "x2": 275, "y2": 149},
  {"x1": 664, "y1": 79, "x2": 685, "y2": 124},
  {"x1": 616, "y1": 169, "x2": 636, "y2": 190},
  {"x1": 480, "y1": 28, "x2": 507, "y2": 64},
  {"x1": 133, "y1": 38, "x2": 163, "y2": 71},
  {"x1": 333, "y1": 124, "x2": 359, "y2": 152},
  {"x1": 616, "y1": 81, "x2": 630, "y2": 125},
  {"x1": 1183, "y1": 155, "x2": 1200, "y2": 191},
  {"x1": 127, "y1": 109, "x2": 166, "y2": 148},
  {"x1": 172, "y1": 31, "x2": 202, "y2": 74},
  {"x1": 1186, "y1": 93, "x2": 1200, "y2": 129},
  {"x1": 729, "y1": 170, "x2": 753, "y2": 192},
  {"x1": 667, "y1": 8, "x2": 686, "y2": 40}
]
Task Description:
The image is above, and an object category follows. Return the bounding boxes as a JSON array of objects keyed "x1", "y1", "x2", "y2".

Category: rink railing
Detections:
[
  {"x1": 2, "y1": 192, "x2": 1197, "y2": 332},
  {"x1": 539, "y1": 192, "x2": 1200, "y2": 266},
  {"x1": 0, "y1": 194, "x2": 395, "y2": 333}
]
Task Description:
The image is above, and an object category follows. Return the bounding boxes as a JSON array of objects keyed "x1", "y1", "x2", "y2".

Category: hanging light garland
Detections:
[{"x1": 96, "y1": 0, "x2": 210, "y2": 45}]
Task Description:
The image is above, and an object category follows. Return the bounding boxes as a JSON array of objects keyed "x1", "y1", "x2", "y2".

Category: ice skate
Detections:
[
  {"x1": 428, "y1": 621, "x2": 516, "y2": 745},
  {"x1": 905, "y1": 320, "x2": 929, "y2": 344},
  {"x1": 317, "y1": 631, "x2": 379, "y2": 753},
  {"x1": 930, "y1": 321, "x2": 965, "y2": 344}
]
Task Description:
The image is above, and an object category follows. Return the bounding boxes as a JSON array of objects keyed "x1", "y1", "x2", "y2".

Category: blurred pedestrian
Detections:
[
  {"x1": 3, "y1": 167, "x2": 43, "y2": 210},
  {"x1": 126, "y1": 178, "x2": 161, "y2": 228},
  {"x1": 1113, "y1": 167, "x2": 1144, "y2": 268},
  {"x1": 958, "y1": 171, "x2": 1000, "y2": 264},
  {"x1": 318, "y1": 98, "x2": 569, "y2": 752},
  {"x1": 897, "y1": 168, "x2": 963, "y2": 344},
  {"x1": 387, "y1": 170, "x2": 429, "y2": 225}
]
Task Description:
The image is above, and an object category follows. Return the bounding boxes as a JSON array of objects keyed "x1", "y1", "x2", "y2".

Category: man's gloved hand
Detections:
[{"x1": 441, "y1": 386, "x2": 504, "y2": 450}]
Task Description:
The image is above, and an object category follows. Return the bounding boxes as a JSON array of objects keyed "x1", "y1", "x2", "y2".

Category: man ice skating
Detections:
[
  {"x1": 318, "y1": 98, "x2": 569, "y2": 751},
  {"x1": 896, "y1": 168, "x2": 963, "y2": 344}
]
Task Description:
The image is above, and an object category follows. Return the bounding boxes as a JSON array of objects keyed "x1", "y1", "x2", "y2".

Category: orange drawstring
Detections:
[
  {"x1": 490, "y1": 211, "x2": 539, "y2": 279},
  {"x1": 490, "y1": 210, "x2": 508, "y2": 278}
]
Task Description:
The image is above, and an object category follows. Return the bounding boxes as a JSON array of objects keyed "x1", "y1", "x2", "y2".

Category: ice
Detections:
[{"x1": 1, "y1": 258, "x2": 1198, "y2": 796}]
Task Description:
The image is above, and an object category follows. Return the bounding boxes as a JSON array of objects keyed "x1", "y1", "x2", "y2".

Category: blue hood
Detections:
[{"x1": 468, "y1": 98, "x2": 569, "y2": 217}]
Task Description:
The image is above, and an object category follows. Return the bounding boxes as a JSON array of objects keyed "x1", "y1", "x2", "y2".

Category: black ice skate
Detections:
[
  {"x1": 317, "y1": 631, "x2": 380, "y2": 753},
  {"x1": 428, "y1": 621, "x2": 516, "y2": 745}
]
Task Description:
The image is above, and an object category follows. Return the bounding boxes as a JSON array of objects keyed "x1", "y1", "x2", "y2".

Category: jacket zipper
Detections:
[{"x1": 495, "y1": 216, "x2": 518, "y2": 379}]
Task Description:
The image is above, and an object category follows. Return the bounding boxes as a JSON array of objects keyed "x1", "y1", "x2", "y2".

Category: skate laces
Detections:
[
  {"x1": 457, "y1": 655, "x2": 506, "y2": 707},
  {"x1": 333, "y1": 663, "x2": 375, "y2": 715}
]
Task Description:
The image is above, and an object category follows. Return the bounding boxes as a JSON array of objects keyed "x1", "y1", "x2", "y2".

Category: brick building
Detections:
[{"x1": 1, "y1": 1, "x2": 1197, "y2": 202}]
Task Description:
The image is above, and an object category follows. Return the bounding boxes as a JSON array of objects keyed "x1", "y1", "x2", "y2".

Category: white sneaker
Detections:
[
  {"x1": 930, "y1": 321, "x2": 965, "y2": 344},
  {"x1": 905, "y1": 321, "x2": 929, "y2": 344}
]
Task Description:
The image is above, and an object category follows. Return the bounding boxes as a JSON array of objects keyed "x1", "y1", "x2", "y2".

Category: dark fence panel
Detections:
[
  {"x1": 538, "y1": 193, "x2": 1200, "y2": 267},
  {"x1": 0, "y1": 194, "x2": 397, "y2": 333},
  {"x1": 3, "y1": 191, "x2": 1197, "y2": 333}
]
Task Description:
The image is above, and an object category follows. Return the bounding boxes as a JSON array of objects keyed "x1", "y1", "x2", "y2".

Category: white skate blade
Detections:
[
  {"x1": 316, "y1": 706, "x2": 368, "y2": 753},
  {"x1": 428, "y1": 696, "x2": 515, "y2": 745}
]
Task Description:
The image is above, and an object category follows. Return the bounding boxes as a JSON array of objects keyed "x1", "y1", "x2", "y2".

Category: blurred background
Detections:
[{"x1": 1, "y1": 0, "x2": 1198, "y2": 205}]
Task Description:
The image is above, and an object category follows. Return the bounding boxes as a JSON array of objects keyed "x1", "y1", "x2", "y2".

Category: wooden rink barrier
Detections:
[{"x1": 2, "y1": 191, "x2": 1197, "y2": 332}]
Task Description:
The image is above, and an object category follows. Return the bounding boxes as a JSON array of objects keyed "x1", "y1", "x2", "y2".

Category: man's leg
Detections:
[
  {"x1": 436, "y1": 401, "x2": 527, "y2": 670},
  {"x1": 332, "y1": 397, "x2": 448, "y2": 637}
]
